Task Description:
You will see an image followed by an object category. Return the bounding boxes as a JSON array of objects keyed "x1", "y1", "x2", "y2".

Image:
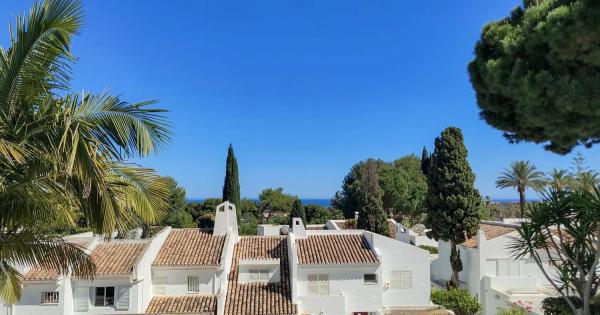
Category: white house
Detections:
[
  {"x1": 4, "y1": 202, "x2": 442, "y2": 315},
  {"x1": 430, "y1": 221, "x2": 556, "y2": 314},
  {"x1": 289, "y1": 218, "x2": 433, "y2": 315},
  {"x1": 7, "y1": 228, "x2": 170, "y2": 315}
]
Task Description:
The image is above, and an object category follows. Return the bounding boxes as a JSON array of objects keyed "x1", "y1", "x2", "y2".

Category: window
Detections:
[
  {"x1": 496, "y1": 259, "x2": 520, "y2": 277},
  {"x1": 188, "y1": 276, "x2": 200, "y2": 292},
  {"x1": 390, "y1": 271, "x2": 412, "y2": 289},
  {"x1": 41, "y1": 291, "x2": 59, "y2": 304},
  {"x1": 307, "y1": 274, "x2": 329, "y2": 296},
  {"x1": 248, "y1": 269, "x2": 270, "y2": 282},
  {"x1": 94, "y1": 287, "x2": 115, "y2": 307},
  {"x1": 364, "y1": 274, "x2": 377, "y2": 284}
]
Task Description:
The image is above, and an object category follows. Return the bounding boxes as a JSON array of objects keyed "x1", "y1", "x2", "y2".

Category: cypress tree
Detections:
[
  {"x1": 222, "y1": 144, "x2": 241, "y2": 212},
  {"x1": 289, "y1": 199, "x2": 306, "y2": 226},
  {"x1": 425, "y1": 127, "x2": 481, "y2": 288},
  {"x1": 420, "y1": 146, "x2": 431, "y2": 176},
  {"x1": 357, "y1": 160, "x2": 391, "y2": 237}
]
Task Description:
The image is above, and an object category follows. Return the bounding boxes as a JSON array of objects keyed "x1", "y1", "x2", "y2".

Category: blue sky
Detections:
[{"x1": 1, "y1": 1, "x2": 599, "y2": 200}]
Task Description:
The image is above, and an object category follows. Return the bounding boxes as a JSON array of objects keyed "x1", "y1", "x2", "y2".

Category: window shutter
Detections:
[
  {"x1": 116, "y1": 286, "x2": 130, "y2": 311},
  {"x1": 154, "y1": 276, "x2": 166, "y2": 295},
  {"x1": 74, "y1": 287, "x2": 89, "y2": 311}
]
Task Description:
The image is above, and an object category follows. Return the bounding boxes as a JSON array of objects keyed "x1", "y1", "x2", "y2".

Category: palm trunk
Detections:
[{"x1": 518, "y1": 187, "x2": 525, "y2": 218}]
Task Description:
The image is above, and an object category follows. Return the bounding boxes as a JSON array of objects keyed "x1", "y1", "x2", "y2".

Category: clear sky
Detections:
[{"x1": 1, "y1": 0, "x2": 598, "y2": 200}]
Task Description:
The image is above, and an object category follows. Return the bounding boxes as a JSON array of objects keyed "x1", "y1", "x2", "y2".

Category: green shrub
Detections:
[
  {"x1": 418, "y1": 245, "x2": 438, "y2": 254},
  {"x1": 430, "y1": 288, "x2": 481, "y2": 315},
  {"x1": 541, "y1": 296, "x2": 600, "y2": 315},
  {"x1": 497, "y1": 306, "x2": 527, "y2": 315}
]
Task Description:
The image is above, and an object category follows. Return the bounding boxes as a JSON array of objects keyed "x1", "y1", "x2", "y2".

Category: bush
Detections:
[
  {"x1": 497, "y1": 306, "x2": 526, "y2": 315},
  {"x1": 541, "y1": 296, "x2": 600, "y2": 315},
  {"x1": 430, "y1": 289, "x2": 481, "y2": 315},
  {"x1": 418, "y1": 245, "x2": 438, "y2": 254}
]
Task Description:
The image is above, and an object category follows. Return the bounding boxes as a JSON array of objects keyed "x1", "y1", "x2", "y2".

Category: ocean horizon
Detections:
[{"x1": 187, "y1": 198, "x2": 532, "y2": 207}]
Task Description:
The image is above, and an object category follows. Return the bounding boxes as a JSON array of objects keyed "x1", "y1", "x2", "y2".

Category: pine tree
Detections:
[
  {"x1": 289, "y1": 199, "x2": 306, "y2": 226},
  {"x1": 222, "y1": 144, "x2": 241, "y2": 214},
  {"x1": 357, "y1": 160, "x2": 391, "y2": 237},
  {"x1": 420, "y1": 146, "x2": 431, "y2": 176},
  {"x1": 425, "y1": 127, "x2": 481, "y2": 288}
]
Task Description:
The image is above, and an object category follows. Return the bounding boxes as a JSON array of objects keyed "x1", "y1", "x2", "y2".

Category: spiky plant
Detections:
[{"x1": 0, "y1": 0, "x2": 171, "y2": 302}]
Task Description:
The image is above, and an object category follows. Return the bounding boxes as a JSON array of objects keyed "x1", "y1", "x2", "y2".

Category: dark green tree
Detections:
[
  {"x1": 258, "y1": 187, "x2": 298, "y2": 213},
  {"x1": 425, "y1": 127, "x2": 481, "y2": 288},
  {"x1": 421, "y1": 146, "x2": 431, "y2": 176},
  {"x1": 356, "y1": 160, "x2": 391, "y2": 237},
  {"x1": 304, "y1": 205, "x2": 344, "y2": 224},
  {"x1": 380, "y1": 155, "x2": 428, "y2": 224},
  {"x1": 332, "y1": 157, "x2": 426, "y2": 223},
  {"x1": 158, "y1": 177, "x2": 195, "y2": 229},
  {"x1": 468, "y1": 0, "x2": 600, "y2": 154},
  {"x1": 289, "y1": 199, "x2": 306, "y2": 226},
  {"x1": 222, "y1": 144, "x2": 241, "y2": 216}
]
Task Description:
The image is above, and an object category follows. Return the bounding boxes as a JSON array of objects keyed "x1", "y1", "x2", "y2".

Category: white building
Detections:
[
  {"x1": 430, "y1": 221, "x2": 556, "y2": 315},
  {"x1": 4, "y1": 202, "x2": 442, "y2": 315},
  {"x1": 289, "y1": 218, "x2": 432, "y2": 315}
]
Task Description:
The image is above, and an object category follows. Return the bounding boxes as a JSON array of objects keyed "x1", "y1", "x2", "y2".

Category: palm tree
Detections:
[
  {"x1": 496, "y1": 161, "x2": 545, "y2": 218},
  {"x1": 574, "y1": 171, "x2": 600, "y2": 193},
  {"x1": 545, "y1": 169, "x2": 573, "y2": 192},
  {"x1": 0, "y1": 0, "x2": 171, "y2": 302}
]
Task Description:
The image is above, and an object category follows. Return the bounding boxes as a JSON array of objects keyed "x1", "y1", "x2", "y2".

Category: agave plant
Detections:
[{"x1": 0, "y1": 0, "x2": 171, "y2": 302}]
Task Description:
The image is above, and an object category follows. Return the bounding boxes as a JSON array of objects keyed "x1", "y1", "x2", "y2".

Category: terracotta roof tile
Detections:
[
  {"x1": 462, "y1": 223, "x2": 516, "y2": 248},
  {"x1": 224, "y1": 236, "x2": 297, "y2": 315},
  {"x1": 146, "y1": 294, "x2": 217, "y2": 314},
  {"x1": 92, "y1": 242, "x2": 147, "y2": 276},
  {"x1": 24, "y1": 240, "x2": 88, "y2": 281},
  {"x1": 153, "y1": 229, "x2": 225, "y2": 267},
  {"x1": 296, "y1": 234, "x2": 379, "y2": 265}
]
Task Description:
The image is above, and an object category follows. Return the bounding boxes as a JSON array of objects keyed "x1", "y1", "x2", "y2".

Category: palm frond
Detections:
[
  {"x1": 0, "y1": 230, "x2": 94, "y2": 302},
  {"x1": 0, "y1": 0, "x2": 82, "y2": 114}
]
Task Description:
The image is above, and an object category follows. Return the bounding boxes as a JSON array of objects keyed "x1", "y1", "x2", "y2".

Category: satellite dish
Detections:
[{"x1": 412, "y1": 224, "x2": 426, "y2": 234}]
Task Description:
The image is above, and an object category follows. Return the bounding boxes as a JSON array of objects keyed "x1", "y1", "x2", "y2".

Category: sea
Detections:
[
  {"x1": 187, "y1": 198, "x2": 332, "y2": 207},
  {"x1": 187, "y1": 198, "x2": 528, "y2": 207}
]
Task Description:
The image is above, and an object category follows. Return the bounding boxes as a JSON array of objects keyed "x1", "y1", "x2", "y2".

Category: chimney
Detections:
[
  {"x1": 354, "y1": 211, "x2": 359, "y2": 220},
  {"x1": 291, "y1": 218, "x2": 307, "y2": 239},
  {"x1": 213, "y1": 201, "x2": 239, "y2": 240}
]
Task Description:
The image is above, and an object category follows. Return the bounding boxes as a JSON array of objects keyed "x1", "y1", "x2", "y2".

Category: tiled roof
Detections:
[
  {"x1": 305, "y1": 224, "x2": 326, "y2": 230},
  {"x1": 296, "y1": 234, "x2": 379, "y2": 265},
  {"x1": 146, "y1": 295, "x2": 217, "y2": 314},
  {"x1": 224, "y1": 236, "x2": 297, "y2": 315},
  {"x1": 24, "y1": 240, "x2": 88, "y2": 281},
  {"x1": 92, "y1": 242, "x2": 147, "y2": 276},
  {"x1": 153, "y1": 229, "x2": 225, "y2": 267},
  {"x1": 462, "y1": 223, "x2": 517, "y2": 248}
]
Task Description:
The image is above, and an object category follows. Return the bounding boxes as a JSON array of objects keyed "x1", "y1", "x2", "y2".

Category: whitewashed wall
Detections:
[
  {"x1": 152, "y1": 268, "x2": 218, "y2": 295},
  {"x1": 365, "y1": 231, "x2": 431, "y2": 307},
  {"x1": 297, "y1": 265, "x2": 382, "y2": 315},
  {"x1": 135, "y1": 227, "x2": 171, "y2": 311},
  {"x1": 71, "y1": 278, "x2": 141, "y2": 315},
  {"x1": 13, "y1": 283, "x2": 63, "y2": 315}
]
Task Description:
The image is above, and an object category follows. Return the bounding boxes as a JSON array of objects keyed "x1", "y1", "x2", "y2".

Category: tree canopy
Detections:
[
  {"x1": 425, "y1": 127, "x2": 481, "y2": 287},
  {"x1": 468, "y1": 0, "x2": 600, "y2": 154},
  {"x1": 289, "y1": 199, "x2": 305, "y2": 226},
  {"x1": 258, "y1": 187, "x2": 298, "y2": 214},
  {"x1": 222, "y1": 144, "x2": 241, "y2": 208},
  {"x1": 356, "y1": 160, "x2": 391, "y2": 237},
  {"x1": 332, "y1": 155, "x2": 427, "y2": 224}
]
